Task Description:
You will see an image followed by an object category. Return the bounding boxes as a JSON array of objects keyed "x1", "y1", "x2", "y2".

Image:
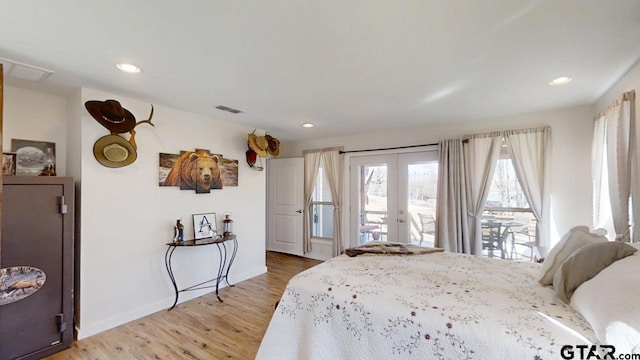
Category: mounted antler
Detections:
[
  {"x1": 128, "y1": 104, "x2": 155, "y2": 150},
  {"x1": 134, "y1": 104, "x2": 155, "y2": 128}
]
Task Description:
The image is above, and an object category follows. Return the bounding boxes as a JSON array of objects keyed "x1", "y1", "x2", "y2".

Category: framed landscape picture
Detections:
[{"x1": 11, "y1": 139, "x2": 56, "y2": 176}]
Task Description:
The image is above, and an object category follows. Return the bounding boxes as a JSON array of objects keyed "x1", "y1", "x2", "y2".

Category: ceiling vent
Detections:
[
  {"x1": 215, "y1": 105, "x2": 243, "y2": 114},
  {"x1": 0, "y1": 57, "x2": 54, "y2": 82}
]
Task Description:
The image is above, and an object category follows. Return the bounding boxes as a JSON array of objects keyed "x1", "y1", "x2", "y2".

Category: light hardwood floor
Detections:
[{"x1": 46, "y1": 252, "x2": 322, "y2": 360}]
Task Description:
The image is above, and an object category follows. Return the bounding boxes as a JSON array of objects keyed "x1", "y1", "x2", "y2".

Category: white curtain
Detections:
[
  {"x1": 607, "y1": 91, "x2": 635, "y2": 241},
  {"x1": 303, "y1": 151, "x2": 322, "y2": 253},
  {"x1": 632, "y1": 92, "x2": 640, "y2": 243},
  {"x1": 464, "y1": 132, "x2": 502, "y2": 255},
  {"x1": 303, "y1": 147, "x2": 344, "y2": 254},
  {"x1": 322, "y1": 148, "x2": 344, "y2": 256},
  {"x1": 592, "y1": 116, "x2": 606, "y2": 229},
  {"x1": 504, "y1": 126, "x2": 551, "y2": 247},
  {"x1": 592, "y1": 90, "x2": 636, "y2": 242},
  {"x1": 435, "y1": 139, "x2": 472, "y2": 253},
  {"x1": 592, "y1": 115, "x2": 615, "y2": 237}
]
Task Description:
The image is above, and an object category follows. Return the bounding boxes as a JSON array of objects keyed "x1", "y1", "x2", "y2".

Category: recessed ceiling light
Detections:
[
  {"x1": 302, "y1": 123, "x2": 314, "y2": 128},
  {"x1": 549, "y1": 76, "x2": 572, "y2": 86},
  {"x1": 116, "y1": 63, "x2": 141, "y2": 74}
]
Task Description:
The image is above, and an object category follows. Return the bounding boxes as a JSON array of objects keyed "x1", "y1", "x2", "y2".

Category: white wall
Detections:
[
  {"x1": 74, "y1": 88, "x2": 267, "y2": 338},
  {"x1": 66, "y1": 88, "x2": 82, "y2": 181},
  {"x1": 3, "y1": 86, "x2": 267, "y2": 339},
  {"x1": 284, "y1": 105, "x2": 595, "y2": 249},
  {"x1": 3, "y1": 86, "x2": 67, "y2": 175},
  {"x1": 595, "y1": 58, "x2": 640, "y2": 112}
]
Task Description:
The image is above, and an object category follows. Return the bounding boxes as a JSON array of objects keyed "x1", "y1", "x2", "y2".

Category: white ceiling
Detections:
[{"x1": 1, "y1": 0, "x2": 639, "y2": 141}]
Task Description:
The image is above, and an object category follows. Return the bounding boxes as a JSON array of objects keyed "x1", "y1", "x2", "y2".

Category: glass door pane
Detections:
[
  {"x1": 398, "y1": 152, "x2": 439, "y2": 247},
  {"x1": 350, "y1": 155, "x2": 396, "y2": 245}
]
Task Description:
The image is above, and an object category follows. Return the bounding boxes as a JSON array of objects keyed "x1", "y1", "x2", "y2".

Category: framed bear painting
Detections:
[{"x1": 158, "y1": 149, "x2": 238, "y2": 194}]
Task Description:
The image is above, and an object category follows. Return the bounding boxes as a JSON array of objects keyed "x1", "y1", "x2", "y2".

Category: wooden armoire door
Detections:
[{"x1": 0, "y1": 177, "x2": 73, "y2": 360}]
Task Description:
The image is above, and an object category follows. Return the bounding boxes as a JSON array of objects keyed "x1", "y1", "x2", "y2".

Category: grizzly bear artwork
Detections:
[{"x1": 163, "y1": 149, "x2": 223, "y2": 193}]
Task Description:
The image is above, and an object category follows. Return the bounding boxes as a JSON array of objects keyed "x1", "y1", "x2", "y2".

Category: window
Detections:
[
  {"x1": 310, "y1": 166, "x2": 334, "y2": 239},
  {"x1": 485, "y1": 158, "x2": 530, "y2": 211},
  {"x1": 483, "y1": 144, "x2": 537, "y2": 260},
  {"x1": 484, "y1": 140, "x2": 530, "y2": 212}
]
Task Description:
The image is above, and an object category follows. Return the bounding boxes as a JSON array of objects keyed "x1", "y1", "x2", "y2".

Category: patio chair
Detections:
[
  {"x1": 359, "y1": 212, "x2": 379, "y2": 242},
  {"x1": 418, "y1": 213, "x2": 435, "y2": 246},
  {"x1": 482, "y1": 221, "x2": 504, "y2": 258},
  {"x1": 509, "y1": 215, "x2": 536, "y2": 261}
]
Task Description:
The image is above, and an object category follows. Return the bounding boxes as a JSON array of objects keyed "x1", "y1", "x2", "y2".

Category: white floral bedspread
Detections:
[{"x1": 256, "y1": 252, "x2": 597, "y2": 360}]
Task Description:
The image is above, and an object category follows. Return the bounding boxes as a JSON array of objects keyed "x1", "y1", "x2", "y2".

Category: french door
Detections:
[{"x1": 350, "y1": 151, "x2": 438, "y2": 246}]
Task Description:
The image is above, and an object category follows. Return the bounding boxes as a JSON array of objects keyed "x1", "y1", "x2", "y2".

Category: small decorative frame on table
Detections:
[
  {"x1": 2, "y1": 152, "x2": 16, "y2": 176},
  {"x1": 193, "y1": 212, "x2": 217, "y2": 240},
  {"x1": 11, "y1": 139, "x2": 56, "y2": 176}
]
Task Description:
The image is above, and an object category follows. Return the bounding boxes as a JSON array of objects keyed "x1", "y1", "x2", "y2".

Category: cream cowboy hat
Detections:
[
  {"x1": 93, "y1": 134, "x2": 137, "y2": 168},
  {"x1": 248, "y1": 133, "x2": 269, "y2": 158}
]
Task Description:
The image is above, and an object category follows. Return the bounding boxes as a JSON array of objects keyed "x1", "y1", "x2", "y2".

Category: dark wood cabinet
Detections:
[{"x1": 0, "y1": 177, "x2": 74, "y2": 360}]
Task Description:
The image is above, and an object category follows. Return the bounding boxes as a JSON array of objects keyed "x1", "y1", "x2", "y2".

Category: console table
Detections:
[{"x1": 164, "y1": 234, "x2": 238, "y2": 310}]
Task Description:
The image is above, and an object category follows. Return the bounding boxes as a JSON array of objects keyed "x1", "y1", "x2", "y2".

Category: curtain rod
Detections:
[
  {"x1": 338, "y1": 139, "x2": 470, "y2": 154},
  {"x1": 339, "y1": 142, "x2": 439, "y2": 154}
]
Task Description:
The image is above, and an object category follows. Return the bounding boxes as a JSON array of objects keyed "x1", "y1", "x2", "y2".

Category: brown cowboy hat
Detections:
[
  {"x1": 265, "y1": 135, "x2": 280, "y2": 157},
  {"x1": 93, "y1": 134, "x2": 137, "y2": 168},
  {"x1": 85, "y1": 99, "x2": 137, "y2": 134},
  {"x1": 248, "y1": 133, "x2": 268, "y2": 158}
]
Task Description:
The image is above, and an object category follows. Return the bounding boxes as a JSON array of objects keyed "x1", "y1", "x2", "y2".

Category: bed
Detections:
[{"x1": 257, "y1": 250, "x2": 600, "y2": 359}]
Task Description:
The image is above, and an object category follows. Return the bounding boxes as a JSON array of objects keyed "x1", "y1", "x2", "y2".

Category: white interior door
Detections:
[
  {"x1": 350, "y1": 151, "x2": 438, "y2": 246},
  {"x1": 267, "y1": 158, "x2": 304, "y2": 255}
]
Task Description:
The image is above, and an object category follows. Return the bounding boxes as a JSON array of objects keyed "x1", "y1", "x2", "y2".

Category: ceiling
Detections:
[{"x1": 1, "y1": 1, "x2": 639, "y2": 141}]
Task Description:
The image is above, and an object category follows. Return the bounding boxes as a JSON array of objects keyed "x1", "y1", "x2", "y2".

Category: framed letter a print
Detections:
[{"x1": 193, "y1": 212, "x2": 216, "y2": 239}]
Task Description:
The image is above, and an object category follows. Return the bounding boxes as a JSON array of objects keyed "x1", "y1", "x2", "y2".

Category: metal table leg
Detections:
[
  {"x1": 224, "y1": 237, "x2": 238, "y2": 287},
  {"x1": 164, "y1": 245, "x2": 179, "y2": 310},
  {"x1": 214, "y1": 242, "x2": 226, "y2": 302}
]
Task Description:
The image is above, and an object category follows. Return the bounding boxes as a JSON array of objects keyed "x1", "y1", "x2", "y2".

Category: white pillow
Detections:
[
  {"x1": 571, "y1": 250, "x2": 640, "y2": 353},
  {"x1": 538, "y1": 226, "x2": 607, "y2": 285}
]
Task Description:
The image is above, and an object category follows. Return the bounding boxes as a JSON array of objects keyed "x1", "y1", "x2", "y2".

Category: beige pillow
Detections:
[
  {"x1": 553, "y1": 242, "x2": 637, "y2": 304},
  {"x1": 538, "y1": 226, "x2": 606, "y2": 285}
]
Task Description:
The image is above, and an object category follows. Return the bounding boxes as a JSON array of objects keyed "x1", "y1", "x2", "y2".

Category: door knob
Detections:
[
  {"x1": 296, "y1": 209, "x2": 303, "y2": 213},
  {"x1": 398, "y1": 219, "x2": 405, "y2": 223}
]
